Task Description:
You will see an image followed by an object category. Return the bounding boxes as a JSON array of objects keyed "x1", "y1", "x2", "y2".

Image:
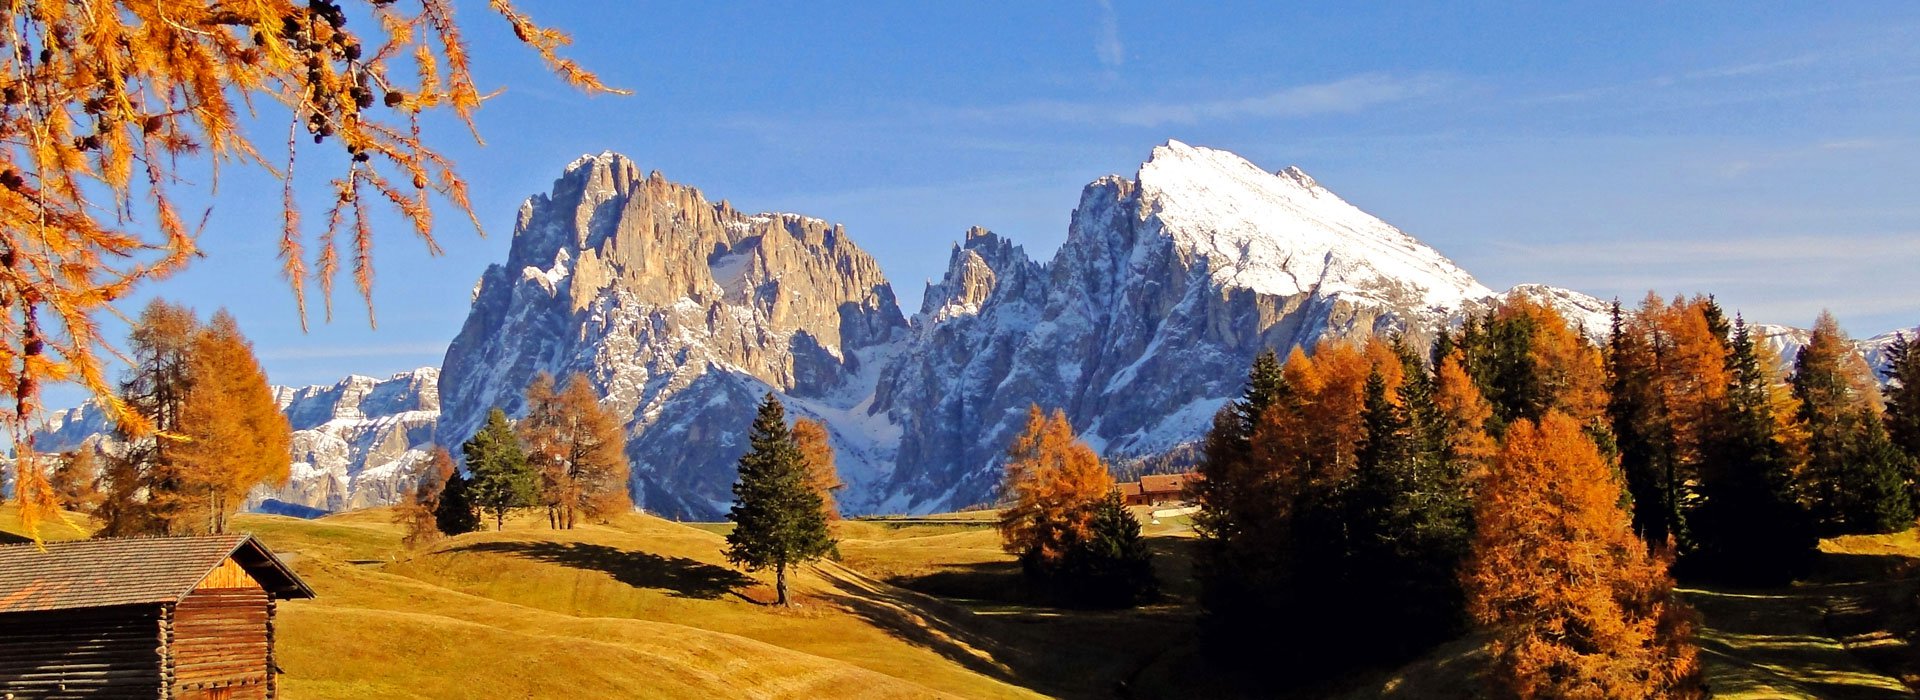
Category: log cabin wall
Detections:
[
  {"x1": 0, "y1": 605, "x2": 164, "y2": 698},
  {"x1": 165, "y1": 564, "x2": 271, "y2": 700}
]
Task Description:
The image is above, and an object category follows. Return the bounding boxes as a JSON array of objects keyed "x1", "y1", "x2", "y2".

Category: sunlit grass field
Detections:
[{"x1": 6, "y1": 502, "x2": 1920, "y2": 698}]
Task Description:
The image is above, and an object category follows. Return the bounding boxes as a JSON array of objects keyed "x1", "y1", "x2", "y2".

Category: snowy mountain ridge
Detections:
[
  {"x1": 27, "y1": 141, "x2": 1914, "y2": 518},
  {"x1": 31, "y1": 368, "x2": 442, "y2": 513}
]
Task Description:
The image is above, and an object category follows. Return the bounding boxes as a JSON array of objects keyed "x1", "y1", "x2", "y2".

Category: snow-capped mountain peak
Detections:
[{"x1": 1135, "y1": 139, "x2": 1492, "y2": 311}]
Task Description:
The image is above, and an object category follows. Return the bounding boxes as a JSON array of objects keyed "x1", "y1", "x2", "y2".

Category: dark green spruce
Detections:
[
  {"x1": 464, "y1": 408, "x2": 536, "y2": 531},
  {"x1": 726, "y1": 394, "x2": 836, "y2": 607}
]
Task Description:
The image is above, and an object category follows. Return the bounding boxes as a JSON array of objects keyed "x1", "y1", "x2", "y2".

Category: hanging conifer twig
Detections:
[{"x1": 0, "y1": 1, "x2": 624, "y2": 533}]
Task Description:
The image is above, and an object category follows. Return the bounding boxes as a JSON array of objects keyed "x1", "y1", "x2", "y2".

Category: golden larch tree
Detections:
[
  {"x1": 1, "y1": 0, "x2": 622, "y2": 536},
  {"x1": 998, "y1": 405, "x2": 1114, "y2": 568},
  {"x1": 175, "y1": 310, "x2": 292, "y2": 534},
  {"x1": 48, "y1": 447, "x2": 102, "y2": 513},
  {"x1": 1504, "y1": 296, "x2": 1610, "y2": 426},
  {"x1": 396, "y1": 446, "x2": 456, "y2": 547},
  {"x1": 519, "y1": 372, "x2": 630, "y2": 529},
  {"x1": 1436, "y1": 350, "x2": 1497, "y2": 469},
  {"x1": 791, "y1": 417, "x2": 842, "y2": 521},
  {"x1": 97, "y1": 299, "x2": 199, "y2": 535},
  {"x1": 1465, "y1": 412, "x2": 1702, "y2": 699}
]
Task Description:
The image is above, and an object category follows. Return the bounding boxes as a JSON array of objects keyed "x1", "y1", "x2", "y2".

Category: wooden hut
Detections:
[{"x1": 0, "y1": 534, "x2": 314, "y2": 699}]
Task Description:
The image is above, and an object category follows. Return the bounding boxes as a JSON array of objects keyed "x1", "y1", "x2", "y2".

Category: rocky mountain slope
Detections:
[
  {"x1": 30, "y1": 141, "x2": 1915, "y2": 519},
  {"x1": 31, "y1": 369, "x2": 441, "y2": 513},
  {"x1": 436, "y1": 153, "x2": 907, "y2": 518},
  {"x1": 871, "y1": 141, "x2": 1618, "y2": 512}
]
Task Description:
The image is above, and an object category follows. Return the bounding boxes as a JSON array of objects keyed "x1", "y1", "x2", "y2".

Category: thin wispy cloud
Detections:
[
  {"x1": 959, "y1": 73, "x2": 1452, "y2": 127},
  {"x1": 1487, "y1": 232, "x2": 1920, "y2": 265},
  {"x1": 1477, "y1": 232, "x2": 1920, "y2": 331},
  {"x1": 1720, "y1": 138, "x2": 1896, "y2": 178},
  {"x1": 1094, "y1": 0, "x2": 1124, "y2": 74},
  {"x1": 1532, "y1": 53, "x2": 1826, "y2": 105}
]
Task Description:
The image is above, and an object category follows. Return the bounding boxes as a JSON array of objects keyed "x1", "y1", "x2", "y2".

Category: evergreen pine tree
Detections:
[
  {"x1": 1345, "y1": 358, "x2": 1474, "y2": 658},
  {"x1": 1846, "y1": 416, "x2": 1914, "y2": 534},
  {"x1": 1193, "y1": 349, "x2": 1292, "y2": 660},
  {"x1": 1885, "y1": 333, "x2": 1920, "y2": 462},
  {"x1": 726, "y1": 394, "x2": 835, "y2": 607},
  {"x1": 1792, "y1": 312, "x2": 1909, "y2": 534},
  {"x1": 1690, "y1": 319, "x2": 1816, "y2": 581},
  {"x1": 434, "y1": 469, "x2": 481, "y2": 536},
  {"x1": 1056, "y1": 490, "x2": 1159, "y2": 608},
  {"x1": 1609, "y1": 295, "x2": 1673, "y2": 545},
  {"x1": 464, "y1": 408, "x2": 536, "y2": 531}
]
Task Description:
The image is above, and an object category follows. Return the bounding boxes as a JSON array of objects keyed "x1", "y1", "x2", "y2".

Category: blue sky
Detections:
[{"x1": 54, "y1": 2, "x2": 1920, "y2": 407}]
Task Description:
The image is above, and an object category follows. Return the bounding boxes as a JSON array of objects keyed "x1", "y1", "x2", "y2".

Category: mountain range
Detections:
[{"x1": 29, "y1": 141, "x2": 1916, "y2": 519}]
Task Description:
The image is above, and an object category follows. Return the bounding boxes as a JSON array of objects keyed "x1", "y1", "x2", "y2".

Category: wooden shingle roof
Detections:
[
  {"x1": 0, "y1": 534, "x2": 314, "y2": 614},
  {"x1": 1139, "y1": 473, "x2": 1198, "y2": 494}
]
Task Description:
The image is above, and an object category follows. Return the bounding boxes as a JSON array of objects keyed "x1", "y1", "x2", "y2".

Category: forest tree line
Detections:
[{"x1": 1188, "y1": 294, "x2": 1920, "y2": 697}]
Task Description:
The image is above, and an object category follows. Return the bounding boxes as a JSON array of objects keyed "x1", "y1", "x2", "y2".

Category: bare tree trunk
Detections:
[
  {"x1": 776, "y1": 563, "x2": 789, "y2": 607},
  {"x1": 495, "y1": 509, "x2": 505, "y2": 531}
]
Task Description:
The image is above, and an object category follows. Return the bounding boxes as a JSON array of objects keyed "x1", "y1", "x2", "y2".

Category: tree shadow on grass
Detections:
[
  {"x1": 823, "y1": 559, "x2": 1201, "y2": 700},
  {"x1": 457, "y1": 541, "x2": 755, "y2": 601},
  {"x1": 889, "y1": 560, "x2": 1034, "y2": 604},
  {"x1": 1683, "y1": 548, "x2": 1920, "y2": 700},
  {"x1": 814, "y1": 566, "x2": 1031, "y2": 689}
]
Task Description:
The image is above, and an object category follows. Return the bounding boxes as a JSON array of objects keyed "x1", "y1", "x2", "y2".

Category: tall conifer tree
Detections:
[
  {"x1": 464, "y1": 408, "x2": 535, "y2": 531},
  {"x1": 1690, "y1": 319, "x2": 1816, "y2": 580},
  {"x1": 792, "y1": 418, "x2": 844, "y2": 521},
  {"x1": 726, "y1": 394, "x2": 835, "y2": 607},
  {"x1": 399, "y1": 448, "x2": 459, "y2": 547},
  {"x1": 176, "y1": 310, "x2": 292, "y2": 534},
  {"x1": 1466, "y1": 413, "x2": 1702, "y2": 699},
  {"x1": 1792, "y1": 312, "x2": 1912, "y2": 534},
  {"x1": 1884, "y1": 333, "x2": 1920, "y2": 463}
]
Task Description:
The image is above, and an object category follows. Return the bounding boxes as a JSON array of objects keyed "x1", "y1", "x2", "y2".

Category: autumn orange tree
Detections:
[
  {"x1": 1198, "y1": 338, "x2": 1464, "y2": 670},
  {"x1": 1, "y1": 0, "x2": 622, "y2": 534},
  {"x1": 998, "y1": 405, "x2": 1114, "y2": 571},
  {"x1": 1606, "y1": 294, "x2": 1733, "y2": 549},
  {"x1": 791, "y1": 417, "x2": 843, "y2": 521},
  {"x1": 95, "y1": 300, "x2": 289, "y2": 535},
  {"x1": 1465, "y1": 412, "x2": 1702, "y2": 699},
  {"x1": 174, "y1": 309, "x2": 292, "y2": 533},
  {"x1": 997, "y1": 404, "x2": 1155, "y2": 606},
  {"x1": 47, "y1": 447, "x2": 101, "y2": 512},
  {"x1": 519, "y1": 372, "x2": 630, "y2": 529},
  {"x1": 1445, "y1": 296, "x2": 1607, "y2": 432},
  {"x1": 96, "y1": 299, "x2": 197, "y2": 535},
  {"x1": 395, "y1": 446, "x2": 455, "y2": 547}
]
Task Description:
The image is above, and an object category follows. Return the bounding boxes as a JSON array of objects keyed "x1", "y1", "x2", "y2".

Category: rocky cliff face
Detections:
[
  {"x1": 437, "y1": 153, "x2": 907, "y2": 519},
  {"x1": 258, "y1": 368, "x2": 442, "y2": 512},
  {"x1": 32, "y1": 141, "x2": 1913, "y2": 519},
  {"x1": 872, "y1": 141, "x2": 1509, "y2": 511}
]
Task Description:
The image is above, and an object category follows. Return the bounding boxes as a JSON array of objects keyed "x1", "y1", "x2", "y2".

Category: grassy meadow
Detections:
[{"x1": 6, "y1": 503, "x2": 1920, "y2": 698}]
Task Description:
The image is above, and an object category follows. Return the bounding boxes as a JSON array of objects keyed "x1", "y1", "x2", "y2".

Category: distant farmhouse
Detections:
[
  {"x1": 1118, "y1": 472, "x2": 1201, "y2": 507},
  {"x1": 0, "y1": 535, "x2": 314, "y2": 699}
]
